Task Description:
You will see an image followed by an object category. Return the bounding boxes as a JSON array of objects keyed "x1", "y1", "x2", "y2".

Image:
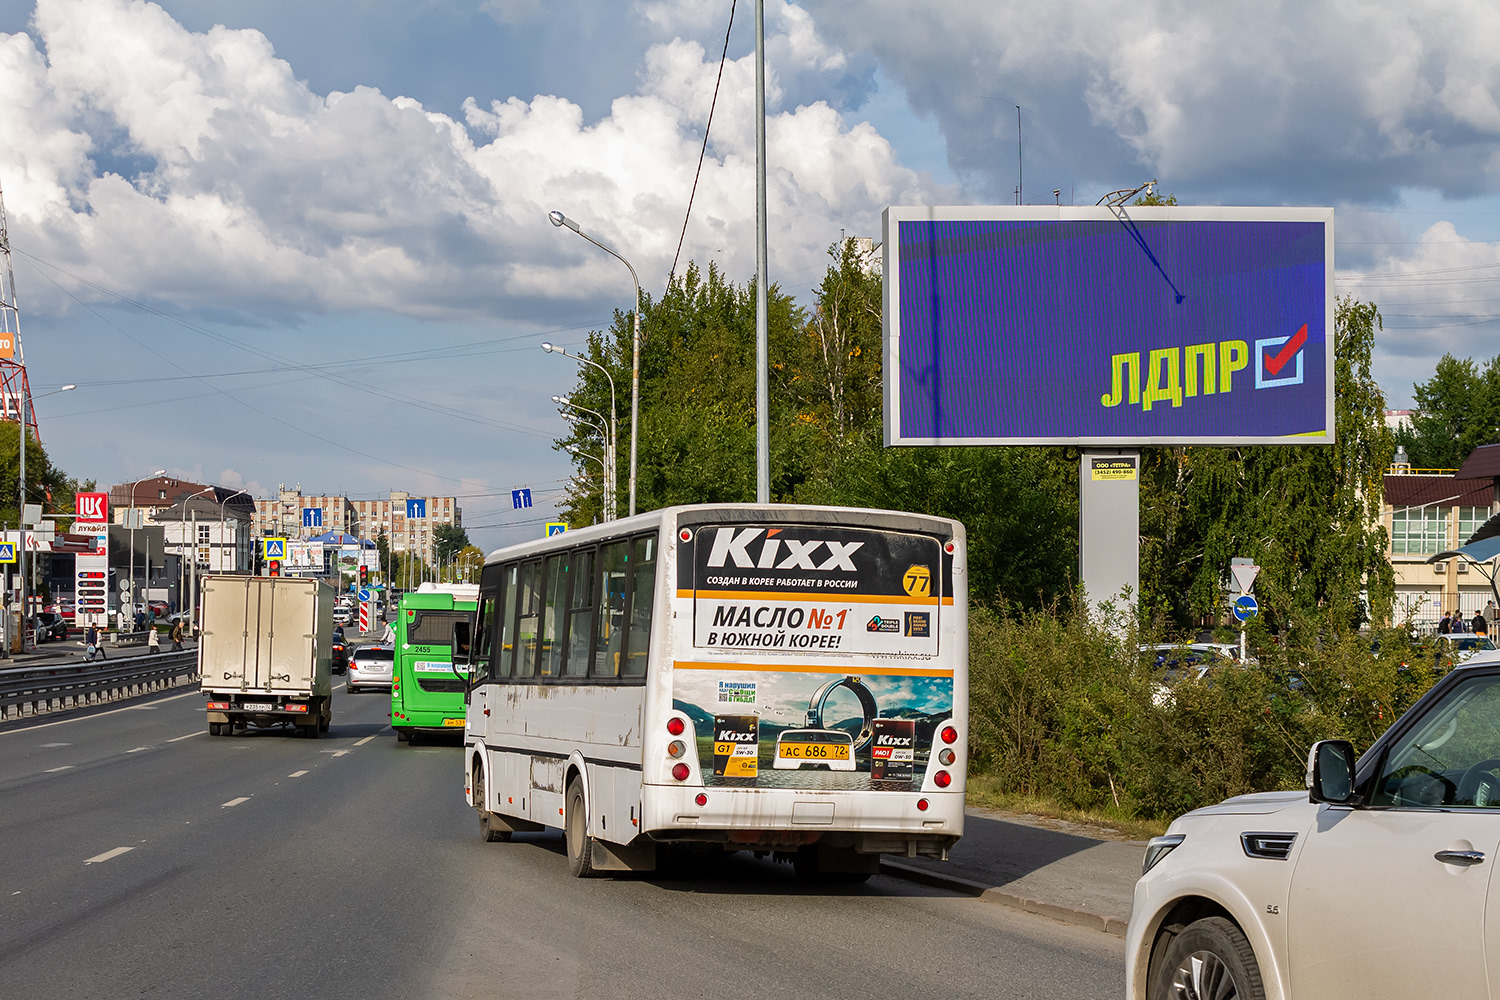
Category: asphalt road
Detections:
[{"x1": 0, "y1": 688, "x2": 1124, "y2": 1000}]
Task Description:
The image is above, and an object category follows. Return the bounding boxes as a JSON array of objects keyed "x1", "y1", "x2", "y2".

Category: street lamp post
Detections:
[
  {"x1": 13, "y1": 383, "x2": 75, "y2": 654},
  {"x1": 179, "y1": 487, "x2": 214, "y2": 622},
  {"x1": 552, "y1": 394, "x2": 613, "y2": 519},
  {"x1": 125, "y1": 469, "x2": 166, "y2": 632},
  {"x1": 216, "y1": 489, "x2": 249, "y2": 574},
  {"x1": 543, "y1": 343, "x2": 618, "y2": 520},
  {"x1": 565, "y1": 446, "x2": 607, "y2": 522},
  {"x1": 546, "y1": 212, "x2": 641, "y2": 516}
]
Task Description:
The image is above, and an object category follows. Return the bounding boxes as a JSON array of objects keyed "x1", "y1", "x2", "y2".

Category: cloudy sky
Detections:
[{"x1": 1, "y1": 0, "x2": 1498, "y2": 553}]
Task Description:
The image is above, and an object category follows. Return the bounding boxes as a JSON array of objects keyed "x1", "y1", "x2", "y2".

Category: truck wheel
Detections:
[
  {"x1": 209, "y1": 721, "x2": 221, "y2": 736},
  {"x1": 565, "y1": 780, "x2": 596, "y2": 878},
  {"x1": 473, "y1": 763, "x2": 511, "y2": 843}
]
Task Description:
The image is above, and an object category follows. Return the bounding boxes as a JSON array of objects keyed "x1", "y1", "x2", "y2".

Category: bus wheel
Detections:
[
  {"x1": 565, "y1": 781, "x2": 596, "y2": 878},
  {"x1": 474, "y1": 764, "x2": 511, "y2": 843}
]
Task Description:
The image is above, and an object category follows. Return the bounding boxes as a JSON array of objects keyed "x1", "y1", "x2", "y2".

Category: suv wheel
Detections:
[{"x1": 1152, "y1": 916, "x2": 1265, "y2": 1000}]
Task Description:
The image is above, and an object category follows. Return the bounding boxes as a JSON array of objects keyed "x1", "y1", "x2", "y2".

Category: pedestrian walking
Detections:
[
  {"x1": 147, "y1": 624, "x2": 160, "y2": 653},
  {"x1": 84, "y1": 623, "x2": 106, "y2": 661},
  {"x1": 170, "y1": 619, "x2": 184, "y2": 652},
  {"x1": 1439, "y1": 611, "x2": 1453, "y2": 635}
]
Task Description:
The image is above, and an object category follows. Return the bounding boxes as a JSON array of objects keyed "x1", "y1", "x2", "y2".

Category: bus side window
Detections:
[
  {"x1": 592, "y1": 540, "x2": 629, "y2": 678},
  {"x1": 622, "y1": 534, "x2": 656, "y2": 678},
  {"x1": 472, "y1": 562, "x2": 502, "y2": 684},
  {"x1": 515, "y1": 560, "x2": 540, "y2": 678},
  {"x1": 565, "y1": 548, "x2": 594, "y2": 678},
  {"x1": 540, "y1": 553, "x2": 566, "y2": 677},
  {"x1": 495, "y1": 563, "x2": 518, "y2": 679}
]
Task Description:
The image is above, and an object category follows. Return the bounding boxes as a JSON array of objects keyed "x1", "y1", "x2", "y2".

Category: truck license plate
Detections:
[{"x1": 243, "y1": 702, "x2": 274, "y2": 712}]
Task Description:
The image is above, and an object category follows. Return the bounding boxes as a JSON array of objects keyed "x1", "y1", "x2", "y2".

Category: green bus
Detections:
[{"x1": 391, "y1": 582, "x2": 479, "y2": 744}]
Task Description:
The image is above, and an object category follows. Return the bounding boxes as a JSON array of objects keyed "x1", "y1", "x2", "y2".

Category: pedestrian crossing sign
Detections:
[
  {"x1": 0, "y1": 542, "x2": 13, "y2": 563},
  {"x1": 545, "y1": 522, "x2": 568, "y2": 537},
  {"x1": 264, "y1": 538, "x2": 286, "y2": 559}
]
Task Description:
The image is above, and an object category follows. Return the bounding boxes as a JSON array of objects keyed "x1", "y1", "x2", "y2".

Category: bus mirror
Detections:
[{"x1": 452, "y1": 619, "x2": 472, "y2": 683}]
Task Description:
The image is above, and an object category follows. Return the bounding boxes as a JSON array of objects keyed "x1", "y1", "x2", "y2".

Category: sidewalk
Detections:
[{"x1": 880, "y1": 806, "x2": 1144, "y2": 936}]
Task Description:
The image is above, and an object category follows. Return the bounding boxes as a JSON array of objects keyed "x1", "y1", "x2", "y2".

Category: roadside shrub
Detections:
[{"x1": 966, "y1": 603, "x2": 1442, "y2": 823}]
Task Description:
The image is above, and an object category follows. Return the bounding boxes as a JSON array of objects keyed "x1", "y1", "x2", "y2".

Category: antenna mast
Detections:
[{"x1": 0, "y1": 181, "x2": 37, "y2": 442}]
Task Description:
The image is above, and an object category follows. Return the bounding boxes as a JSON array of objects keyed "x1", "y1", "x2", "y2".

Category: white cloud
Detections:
[{"x1": 0, "y1": 0, "x2": 938, "y2": 328}]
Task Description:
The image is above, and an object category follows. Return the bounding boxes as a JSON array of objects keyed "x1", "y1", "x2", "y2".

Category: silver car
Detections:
[
  {"x1": 1127, "y1": 647, "x2": 1500, "y2": 999},
  {"x1": 347, "y1": 645, "x2": 394, "y2": 693}
]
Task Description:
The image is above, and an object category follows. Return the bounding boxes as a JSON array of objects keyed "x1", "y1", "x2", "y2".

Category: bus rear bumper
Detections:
[{"x1": 640, "y1": 786, "x2": 965, "y2": 857}]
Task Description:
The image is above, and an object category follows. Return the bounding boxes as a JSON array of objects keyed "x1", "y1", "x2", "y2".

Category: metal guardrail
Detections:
[{"x1": 0, "y1": 650, "x2": 199, "y2": 722}]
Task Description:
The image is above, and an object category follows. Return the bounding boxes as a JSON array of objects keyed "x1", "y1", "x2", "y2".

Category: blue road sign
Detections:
[
  {"x1": 358, "y1": 588, "x2": 372, "y2": 602},
  {"x1": 302, "y1": 507, "x2": 323, "y2": 528},
  {"x1": 406, "y1": 498, "x2": 427, "y2": 519},
  {"x1": 0, "y1": 542, "x2": 14, "y2": 564},
  {"x1": 512, "y1": 488, "x2": 532, "y2": 510},
  {"x1": 545, "y1": 522, "x2": 568, "y2": 537},
  {"x1": 1232, "y1": 595, "x2": 1260, "y2": 622},
  {"x1": 264, "y1": 538, "x2": 286, "y2": 559}
]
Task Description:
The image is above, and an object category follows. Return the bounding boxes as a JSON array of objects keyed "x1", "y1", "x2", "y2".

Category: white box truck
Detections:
[{"x1": 200, "y1": 576, "x2": 334, "y2": 737}]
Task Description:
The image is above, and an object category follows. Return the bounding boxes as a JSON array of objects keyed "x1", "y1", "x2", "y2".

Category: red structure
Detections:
[{"x1": 0, "y1": 181, "x2": 37, "y2": 442}]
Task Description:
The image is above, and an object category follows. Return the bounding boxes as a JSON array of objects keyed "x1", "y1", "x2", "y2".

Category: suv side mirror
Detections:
[{"x1": 1307, "y1": 739, "x2": 1360, "y2": 805}]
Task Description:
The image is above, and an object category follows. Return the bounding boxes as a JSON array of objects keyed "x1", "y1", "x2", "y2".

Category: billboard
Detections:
[{"x1": 882, "y1": 206, "x2": 1334, "y2": 446}]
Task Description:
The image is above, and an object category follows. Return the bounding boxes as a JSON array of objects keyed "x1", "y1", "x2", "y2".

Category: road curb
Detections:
[{"x1": 879, "y1": 859, "x2": 1129, "y2": 937}]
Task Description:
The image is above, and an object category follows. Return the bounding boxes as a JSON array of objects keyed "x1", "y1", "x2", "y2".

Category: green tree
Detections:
[
  {"x1": 433, "y1": 522, "x2": 470, "y2": 563},
  {"x1": 1396, "y1": 352, "x2": 1500, "y2": 470},
  {"x1": 0, "y1": 423, "x2": 76, "y2": 528}
]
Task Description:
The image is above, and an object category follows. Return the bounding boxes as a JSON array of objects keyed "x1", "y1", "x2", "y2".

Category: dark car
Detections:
[
  {"x1": 331, "y1": 635, "x2": 349, "y2": 674},
  {"x1": 33, "y1": 612, "x2": 69, "y2": 643}
]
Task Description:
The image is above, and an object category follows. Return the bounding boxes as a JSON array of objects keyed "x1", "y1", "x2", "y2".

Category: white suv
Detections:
[{"x1": 1127, "y1": 646, "x2": 1500, "y2": 999}]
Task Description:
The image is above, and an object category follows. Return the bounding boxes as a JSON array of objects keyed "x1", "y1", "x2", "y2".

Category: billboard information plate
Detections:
[{"x1": 882, "y1": 206, "x2": 1335, "y2": 446}]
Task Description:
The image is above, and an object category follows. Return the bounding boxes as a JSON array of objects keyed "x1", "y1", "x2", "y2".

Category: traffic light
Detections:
[
  {"x1": 359, "y1": 564, "x2": 368, "y2": 586},
  {"x1": 267, "y1": 559, "x2": 281, "y2": 578}
]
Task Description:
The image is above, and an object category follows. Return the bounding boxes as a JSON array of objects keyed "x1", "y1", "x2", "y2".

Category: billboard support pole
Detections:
[{"x1": 1080, "y1": 450, "x2": 1140, "y2": 624}]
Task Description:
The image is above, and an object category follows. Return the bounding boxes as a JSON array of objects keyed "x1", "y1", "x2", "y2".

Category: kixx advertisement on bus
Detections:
[
  {"x1": 883, "y1": 205, "x2": 1335, "y2": 447},
  {"x1": 673, "y1": 521, "x2": 955, "y2": 790}
]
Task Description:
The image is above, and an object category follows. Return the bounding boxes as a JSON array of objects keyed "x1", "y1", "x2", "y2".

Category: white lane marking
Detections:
[
  {"x1": 126, "y1": 747, "x2": 151, "y2": 754},
  {"x1": 84, "y1": 847, "x2": 134, "y2": 864},
  {"x1": 221, "y1": 797, "x2": 251, "y2": 808},
  {"x1": 166, "y1": 732, "x2": 201, "y2": 743},
  {"x1": 353, "y1": 736, "x2": 376, "y2": 747},
  {"x1": 289, "y1": 770, "x2": 309, "y2": 778},
  {"x1": 320, "y1": 750, "x2": 350, "y2": 758},
  {"x1": 42, "y1": 742, "x2": 72, "y2": 747},
  {"x1": 0, "y1": 690, "x2": 201, "y2": 736},
  {"x1": 45, "y1": 765, "x2": 74, "y2": 773},
  {"x1": 124, "y1": 705, "x2": 158, "y2": 711}
]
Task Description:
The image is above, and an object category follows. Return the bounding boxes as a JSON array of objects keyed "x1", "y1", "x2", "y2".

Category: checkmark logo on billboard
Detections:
[
  {"x1": 1254, "y1": 324, "x2": 1310, "y2": 389},
  {"x1": 1263, "y1": 323, "x2": 1307, "y2": 377}
]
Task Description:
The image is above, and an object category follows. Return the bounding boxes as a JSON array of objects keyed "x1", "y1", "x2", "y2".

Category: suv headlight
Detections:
[{"x1": 1142, "y1": 834, "x2": 1186, "y2": 875}]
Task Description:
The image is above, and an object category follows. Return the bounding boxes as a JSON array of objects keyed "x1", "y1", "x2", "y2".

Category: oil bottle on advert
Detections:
[{"x1": 713, "y1": 714, "x2": 759, "y2": 778}]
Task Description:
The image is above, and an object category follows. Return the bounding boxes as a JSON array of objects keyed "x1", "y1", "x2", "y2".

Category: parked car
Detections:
[
  {"x1": 346, "y1": 645, "x2": 393, "y2": 693},
  {"x1": 1127, "y1": 647, "x2": 1500, "y2": 999},
  {"x1": 1437, "y1": 632, "x2": 1497, "y2": 668}
]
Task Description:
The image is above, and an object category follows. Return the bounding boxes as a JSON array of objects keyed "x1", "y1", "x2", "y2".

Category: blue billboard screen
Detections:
[{"x1": 882, "y1": 206, "x2": 1334, "y2": 446}]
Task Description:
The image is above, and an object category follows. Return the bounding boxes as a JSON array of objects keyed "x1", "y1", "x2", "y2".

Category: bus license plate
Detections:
[
  {"x1": 243, "y1": 702, "x2": 274, "y2": 712},
  {"x1": 779, "y1": 743, "x2": 851, "y2": 761},
  {"x1": 442, "y1": 718, "x2": 465, "y2": 727}
]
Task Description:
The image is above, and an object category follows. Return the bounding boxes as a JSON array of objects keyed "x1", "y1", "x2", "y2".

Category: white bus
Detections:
[{"x1": 462, "y1": 504, "x2": 967, "y2": 879}]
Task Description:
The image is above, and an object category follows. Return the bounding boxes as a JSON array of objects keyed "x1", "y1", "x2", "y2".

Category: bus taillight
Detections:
[
  {"x1": 933, "y1": 771, "x2": 952, "y2": 788},
  {"x1": 938, "y1": 749, "x2": 955, "y2": 766},
  {"x1": 917, "y1": 798, "x2": 930, "y2": 811},
  {"x1": 940, "y1": 725, "x2": 958, "y2": 744},
  {"x1": 695, "y1": 793, "x2": 707, "y2": 806},
  {"x1": 668, "y1": 741, "x2": 686, "y2": 759},
  {"x1": 671, "y1": 763, "x2": 690, "y2": 781},
  {"x1": 667, "y1": 717, "x2": 685, "y2": 736}
]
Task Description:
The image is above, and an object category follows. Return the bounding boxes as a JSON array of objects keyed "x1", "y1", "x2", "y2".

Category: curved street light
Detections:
[
  {"x1": 543, "y1": 346, "x2": 619, "y2": 520},
  {"x1": 546, "y1": 211, "x2": 641, "y2": 516},
  {"x1": 179, "y1": 486, "x2": 215, "y2": 618},
  {"x1": 124, "y1": 469, "x2": 166, "y2": 632},
  {"x1": 216, "y1": 489, "x2": 250, "y2": 573}
]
